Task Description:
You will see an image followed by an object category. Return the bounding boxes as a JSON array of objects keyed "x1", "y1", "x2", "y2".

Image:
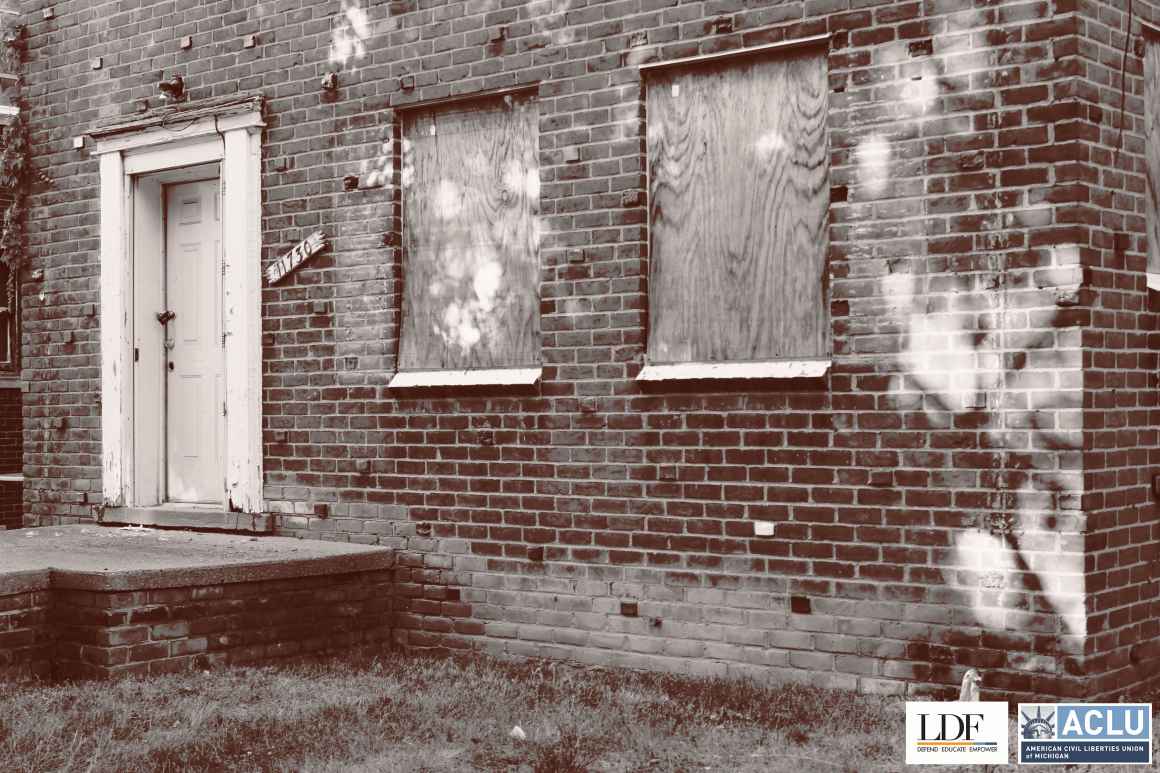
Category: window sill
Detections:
[
  {"x1": 1148, "y1": 272, "x2": 1160, "y2": 292},
  {"x1": 636, "y1": 359, "x2": 831, "y2": 382},
  {"x1": 0, "y1": 379, "x2": 20, "y2": 390},
  {"x1": 388, "y1": 367, "x2": 542, "y2": 389},
  {"x1": 0, "y1": 473, "x2": 23, "y2": 483}
]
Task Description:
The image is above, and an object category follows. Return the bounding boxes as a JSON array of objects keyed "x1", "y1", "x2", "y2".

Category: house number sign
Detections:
[{"x1": 264, "y1": 231, "x2": 328, "y2": 285}]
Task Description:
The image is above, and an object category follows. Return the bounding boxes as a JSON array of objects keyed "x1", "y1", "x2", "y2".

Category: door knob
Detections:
[{"x1": 156, "y1": 310, "x2": 176, "y2": 325}]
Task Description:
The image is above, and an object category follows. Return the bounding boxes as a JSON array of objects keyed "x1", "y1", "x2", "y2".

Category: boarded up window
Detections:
[
  {"x1": 645, "y1": 48, "x2": 829, "y2": 364},
  {"x1": 1146, "y1": 36, "x2": 1160, "y2": 276},
  {"x1": 399, "y1": 92, "x2": 540, "y2": 371}
]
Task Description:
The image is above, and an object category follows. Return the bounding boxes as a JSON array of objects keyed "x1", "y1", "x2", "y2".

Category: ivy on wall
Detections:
[{"x1": 0, "y1": 23, "x2": 27, "y2": 365}]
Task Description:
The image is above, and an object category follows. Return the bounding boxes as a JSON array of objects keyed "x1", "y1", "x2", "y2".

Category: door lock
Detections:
[{"x1": 156, "y1": 310, "x2": 176, "y2": 325}]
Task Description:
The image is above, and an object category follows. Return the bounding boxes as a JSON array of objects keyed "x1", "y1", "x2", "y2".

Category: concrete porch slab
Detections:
[
  {"x1": 0, "y1": 525, "x2": 392, "y2": 591},
  {"x1": 0, "y1": 525, "x2": 395, "y2": 680}
]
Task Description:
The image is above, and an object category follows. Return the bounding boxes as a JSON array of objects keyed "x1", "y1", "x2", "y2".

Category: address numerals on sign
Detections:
[{"x1": 264, "y1": 231, "x2": 328, "y2": 285}]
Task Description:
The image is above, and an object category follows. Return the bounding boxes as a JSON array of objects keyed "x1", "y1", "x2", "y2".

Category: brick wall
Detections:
[
  {"x1": 1063, "y1": 0, "x2": 1160, "y2": 699},
  {"x1": 0, "y1": 569, "x2": 392, "y2": 680},
  {"x1": 15, "y1": 0, "x2": 1159, "y2": 699},
  {"x1": 50, "y1": 570, "x2": 394, "y2": 680},
  {"x1": 0, "y1": 584, "x2": 52, "y2": 679}
]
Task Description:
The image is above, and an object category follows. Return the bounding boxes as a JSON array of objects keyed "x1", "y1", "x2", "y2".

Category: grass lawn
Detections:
[{"x1": 0, "y1": 650, "x2": 1150, "y2": 772}]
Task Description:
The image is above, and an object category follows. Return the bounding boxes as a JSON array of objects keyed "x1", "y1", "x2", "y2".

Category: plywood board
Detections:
[
  {"x1": 646, "y1": 49, "x2": 829, "y2": 363},
  {"x1": 1146, "y1": 37, "x2": 1160, "y2": 275},
  {"x1": 400, "y1": 92, "x2": 540, "y2": 371}
]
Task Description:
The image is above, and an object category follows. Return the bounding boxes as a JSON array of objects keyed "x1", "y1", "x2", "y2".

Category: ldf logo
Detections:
[
  {"x1": 905, "y1": 702, "x2": 1008, "y2": 765},
  {"x1": 918, "y1": 712, "x2": 984, "y2": 742}
]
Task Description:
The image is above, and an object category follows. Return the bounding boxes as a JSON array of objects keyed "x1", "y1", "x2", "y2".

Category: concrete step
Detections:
[{"x1": 99, "y1": 505, "x2": 272, "y2": 533}]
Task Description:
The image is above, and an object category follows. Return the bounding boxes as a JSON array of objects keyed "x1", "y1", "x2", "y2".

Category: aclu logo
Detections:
[
  {"x1": 1018, "y1": 703, "x2": 1152, "y2": 765},
  {"x1": 905, "y1": 701, "x2": 1008, "y2": 765}
]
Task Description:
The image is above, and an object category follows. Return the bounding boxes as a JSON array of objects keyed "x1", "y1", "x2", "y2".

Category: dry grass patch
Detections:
[{"x1": 0, "y1": 650, "x2": 1150, "y2": 771}]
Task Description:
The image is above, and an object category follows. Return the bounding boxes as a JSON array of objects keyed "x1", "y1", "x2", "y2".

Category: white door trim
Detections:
[{"x1": 95, "y1": 108, "x2": 265, "y2": 514}]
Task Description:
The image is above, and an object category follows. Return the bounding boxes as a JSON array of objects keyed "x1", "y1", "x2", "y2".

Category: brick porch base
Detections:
[{"x1": 0, "y1": 526, "x2": 394, "y2": 679}]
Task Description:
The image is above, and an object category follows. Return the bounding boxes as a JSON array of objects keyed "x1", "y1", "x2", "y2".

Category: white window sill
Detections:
[
  {"x1": 388, "y1": 367, "x2": 542, "y2": 389},
  {"x1": 0, "y1": 473, "x2": 23, "y2": 483},
  {"x1": 1148, "y1": 272, "x2": 1160, "y2": 292},
  {"x1": 636, "y1": 359, "x2": 830, "y2": 382},
  {"x1": 0, "y1": 379, "x2": 20, "y2": 390}
]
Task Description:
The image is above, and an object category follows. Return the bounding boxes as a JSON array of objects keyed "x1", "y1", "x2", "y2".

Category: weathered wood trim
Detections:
[
  {"x1": 122, "y1": 136, "x2": 224, "y2": 175},
  {"x1": 92, "y1": 108, "x2": 263, "y2": 157},
  {"x1": 221, "y1": 126, "x2": 264, "y2": 514},
  {"x1": 388, "y1": 367, "x2": 542, "y2": 389},
  {"x1": 100, "y1": 150, "x2": 132, "y2": 506},
  {"x1": 636, "y1": 359, "x2": 831, "y2": 382},
  {"x1": 637, "y1": 33, "x2": 830, "y2": 74},
  {"x1": 90, "y1": 94, "x2": 263, "y2": 139}
]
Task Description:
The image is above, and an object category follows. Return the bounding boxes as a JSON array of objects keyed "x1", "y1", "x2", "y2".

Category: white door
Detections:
[{"x1": 164, "y1": 179, "x2": 223, "y2": 504}]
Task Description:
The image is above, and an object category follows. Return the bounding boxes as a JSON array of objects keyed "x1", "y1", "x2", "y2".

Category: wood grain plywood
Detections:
[
  {"x1": 1146, "y1": 37, "x2": 1160, "y2": 275},
  {"x1": 646, "y1": 49, "x2": 829, "y2": 364},
  {"x1": 400, "y1": 93, "x2": 540, "y2": 371}
]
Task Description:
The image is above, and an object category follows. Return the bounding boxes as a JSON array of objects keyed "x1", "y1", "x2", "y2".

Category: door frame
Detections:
[{"x1": 93, "y1": 100, "x2": 264, "y2": 515}]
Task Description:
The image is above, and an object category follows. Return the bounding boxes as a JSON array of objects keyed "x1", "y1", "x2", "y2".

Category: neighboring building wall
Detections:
[
  {"x1": 0, "y1": 385, "x2": 18, "y2": 472},
  {"x1": 0, "y1": 0, "x2": 24, "y2": 530},
  {"x1": 0, "y1": 480, "x2": 19, "y2": 530},
  {"x1": 15, "y1": 0, "x2": 1155, "y2": 699},
  {"x1": 0, "y1": 380, "x2": 21, "y2": 531}
]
